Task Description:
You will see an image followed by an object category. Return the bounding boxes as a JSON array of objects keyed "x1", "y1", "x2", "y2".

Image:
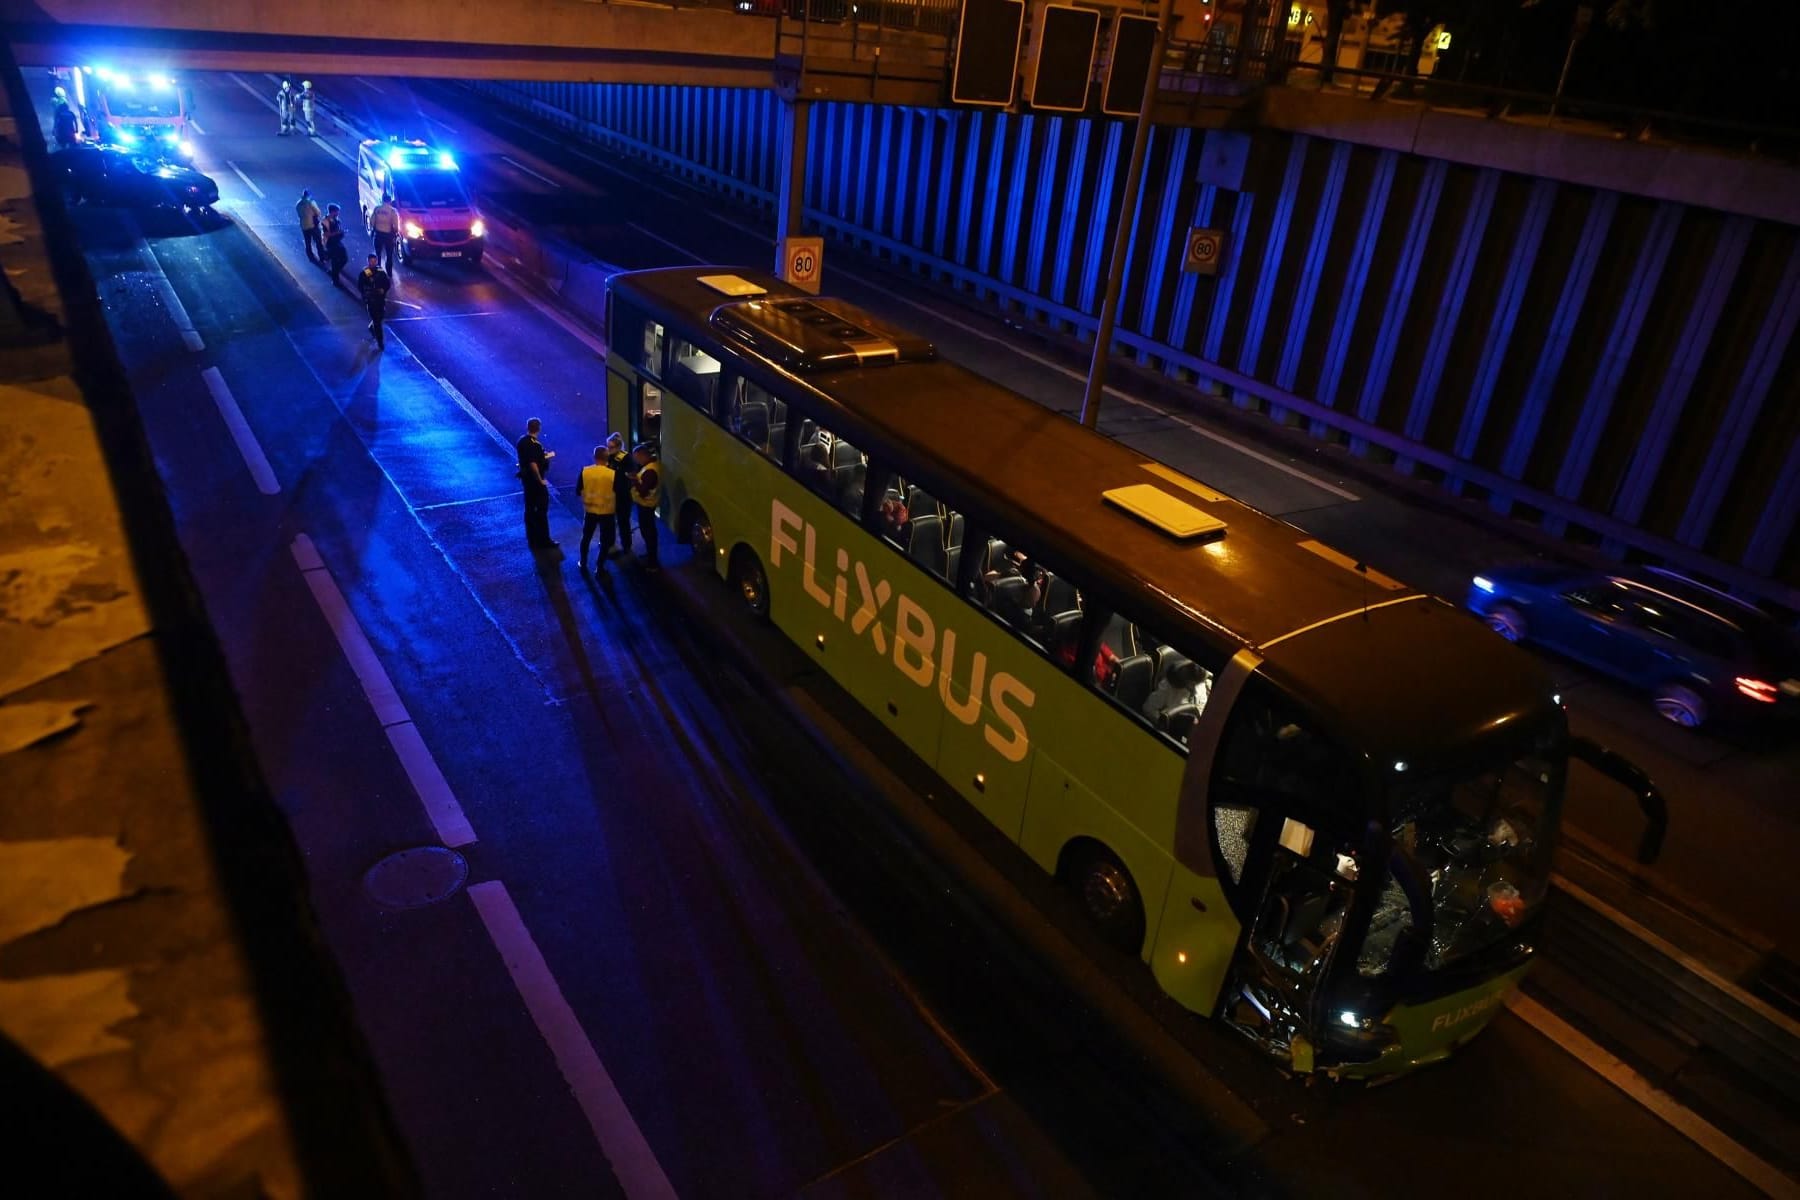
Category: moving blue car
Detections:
[{"x1": 1466, "y1": 564, "x2": 1800, "y2": 730}]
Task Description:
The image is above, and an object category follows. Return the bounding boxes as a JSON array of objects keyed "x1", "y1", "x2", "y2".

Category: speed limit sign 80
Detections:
[{"x1": 781, "y1": 236, "x2": 825, "y2": 294}]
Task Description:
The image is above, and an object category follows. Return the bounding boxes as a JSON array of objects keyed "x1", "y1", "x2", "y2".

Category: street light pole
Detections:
[{"x1": 1080, "y1": 0, "x2": 1176, "y2": 429}]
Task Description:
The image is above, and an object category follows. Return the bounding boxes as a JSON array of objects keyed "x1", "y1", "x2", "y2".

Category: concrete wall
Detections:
[{"x1": 475, "y1": 79, "x2": 1800, "y2": 605}]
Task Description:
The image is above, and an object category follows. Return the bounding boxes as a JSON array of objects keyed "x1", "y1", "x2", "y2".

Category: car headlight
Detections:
[
  {"x1": 404, "y1": 221, "x2": 424, "y2": 239},
  {"x1": 469, "y1": 219, "x2": 485, "y2": 239},
  {"x1": 178, "y1": 140, "x2": 194, "y2": 157}
]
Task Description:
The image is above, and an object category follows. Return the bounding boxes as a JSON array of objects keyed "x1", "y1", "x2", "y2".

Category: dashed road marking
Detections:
[
  {"x1": 1506, "y1": 994, "x2": 1797, "y2": 1199},
  {"x1": 226, "y1": 159, "x2": 264, "y2": 199},
  {"x1": 133, "y1": 229, "x2": 204, "y2": 352},
  {"x1": 201, "y1": 367, "x2": 279, "y2": 494},
  {"x1": 501, "y1": 154, "x2": 560, "y2": 188},
  {"x1": 290, "y1": 533, "x2": 477, "y2": 848},
  {"x1": 469, "y1": 880, "x2": 677, "y2": 1200}
]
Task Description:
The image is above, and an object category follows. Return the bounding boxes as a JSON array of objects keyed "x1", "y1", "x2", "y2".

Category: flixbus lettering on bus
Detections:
[{"x1": 770, "y1": 498, "x2": 1035, "y2": 761}]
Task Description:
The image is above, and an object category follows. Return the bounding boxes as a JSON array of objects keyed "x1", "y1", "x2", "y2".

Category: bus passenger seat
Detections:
[
  {"x1": 1043, "y1": 576, "x2": 1077, "y2": 616},
  {"x1": 1113, "y1": 654, "x2": 1154, "y2": 710},
  {"x1": 1048, "y1": 610, "x2": 1082, "y2": 663},
  {"x1": 907, "y1": 514, "x2": 946, "y2": 576},
  {"x1": 989, "y1": 575, "x2": 1032, "y2": 627},
  {"x1": 1161, "y1": 703, "x2": 1200, "y2": 745}
]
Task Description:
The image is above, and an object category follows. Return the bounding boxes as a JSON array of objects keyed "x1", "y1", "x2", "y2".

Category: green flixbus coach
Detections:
[{"x1": 603, "y1": 266, "x2": 1634, "y2": 1079}]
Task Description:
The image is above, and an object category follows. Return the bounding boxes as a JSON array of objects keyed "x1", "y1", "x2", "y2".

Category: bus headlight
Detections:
[
  {"x1": 404, "y1": 221, "x2": 424, "y2": 240},
  {"x1": 469, "y1": 219, "x2": 485, "y2": 239}
]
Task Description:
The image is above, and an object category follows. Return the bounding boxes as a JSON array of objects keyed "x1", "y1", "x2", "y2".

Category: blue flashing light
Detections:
[
  {"x1": 1472, "y1": 575, "x2": 1495, "y2": 594},
  {"x1": 437, "y1": 152, "x2": 456, "y2": 169},
  {"x1": 386, "y1": 149, "x2": 408, "y2": 168}
]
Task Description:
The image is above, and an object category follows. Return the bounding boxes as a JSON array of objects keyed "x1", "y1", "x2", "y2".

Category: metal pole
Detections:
[
  {"x1": 1080, "y1": 0, "x2": 1176, "y2": 429},
  {"x1": 774, "y1": 97, "x2": 810, "y2": 278}
]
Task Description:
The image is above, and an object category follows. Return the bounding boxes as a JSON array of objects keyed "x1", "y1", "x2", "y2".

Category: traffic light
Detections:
[
  {"x1": 1026, "y1": 4, "x2": 1100, "y2": 113},
  {"x1": 1101, "y1": 13, "x2": 1158, "y2": 116},
  {"x1": 951, "y1": 0, "x2": 1025, "y2": 107}
]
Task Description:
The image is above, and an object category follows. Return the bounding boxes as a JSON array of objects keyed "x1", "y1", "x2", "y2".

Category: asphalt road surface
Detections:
[{"x1": 35, "y1": 68, "x2": 1788, "y2": 1199}]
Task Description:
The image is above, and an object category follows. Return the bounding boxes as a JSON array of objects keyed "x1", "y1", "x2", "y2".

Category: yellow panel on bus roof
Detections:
[
  {"x1": 1102, "y1": 484, "x2": 1227, "y2": 539},
  {"x1": 697, "y1": 274, "x2": 767, "y2": 297}
]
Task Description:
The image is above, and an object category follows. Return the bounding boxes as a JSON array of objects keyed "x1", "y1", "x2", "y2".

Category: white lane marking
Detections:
[
  {"x1": 543, "y1": 117, "x2": 1360, "y2": 503},
  {"x1": 187, "y1": 119, "x2": 206, "y2": 136},
  {"x1": 430, "y1": 373, "x2": 514, "y2": 453},
  {"x1": 428, "y1": 114, "x2": 459, "y2": 139},
  {"x1": 626, "y1": 221, "x2": 700, "y2": 264},
  {"x1": 468, "y1": 880, "x2": 678, "y2": 1200},
  {"x1": 201, "y1": 367, "x2": 279, "y2": 494},
  {"x1": 135, "y1": 234, "x2": 204, "y2": 352},
  {"x1": 226, "y1": 160, "x2": 264, "y2": 199},
  {"x1": 500, "y1": 154, "x2": 560, "y2": 188},
  {"x1": 1506, "y1": 994, "x2": 1798, "y2": 1199},
  {"x1": 483, "y1": 254, "x2": 609, "y2": 357},
  {"x1": 229, "y1": 72, "x2": 274, "y2": 111},
  {"x1": 356, "y1": 77, "x2": 388, "y2": 94},
  {"x1": 384, "y1": 723, "x2": 478, "y2": 847},
  {"x1": 290, "y1": 534, "x2": 477, "y2": 848}
]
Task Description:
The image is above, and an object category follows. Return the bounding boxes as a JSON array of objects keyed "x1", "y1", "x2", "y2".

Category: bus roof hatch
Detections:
[
  {"x1": 710, "y1": 297, "x2": 935, "y2": 372},
  {"x1": 1103, "y1": 483, "x2": 1227, "y2": 540}
]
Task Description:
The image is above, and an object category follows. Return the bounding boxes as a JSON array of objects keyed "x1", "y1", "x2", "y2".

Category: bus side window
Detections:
[
  {"x1": 1083, "y1": 616, "x2": 1218, "y2": 753},
  {"x1": 727, "y1": 377, "x2": 786, "y2": 464},
  {"x1": 666, "y1": 337, "x2": 721, "y2": 417},
  {"x1": 963, "y1": 534, "x2": 1098, "y2": 670},
  {"x1": 638, "y1": 317, "x2": 666, "y2": 377},
  {"x1": 878, "y1": 478, "x2": 962, "y2": 585},
  {"x1": 792, "y1": 419, "x2": 867, "y2": 519}
]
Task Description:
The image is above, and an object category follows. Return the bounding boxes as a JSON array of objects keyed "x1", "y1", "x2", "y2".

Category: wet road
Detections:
[{"x1": 40, "y1": 68, "x2": 1785, "y2": 1198}]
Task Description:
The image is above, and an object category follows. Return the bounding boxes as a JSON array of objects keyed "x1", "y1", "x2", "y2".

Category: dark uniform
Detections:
[
  {"x1": 321, "y1": 210, "x2": 348, "y2": 284},
  {"x1": 358, "y1": 262, "x2": 391, "y2": 349},
  {"x1": 52, "y1": 100, "x2": 78, "y2": 148},
  {"x1": 517, "y1": 431, "x2": 552, "y2": 548},
  {"x1": 607, "y1": 443, "x2": 637, "y2": 554}
]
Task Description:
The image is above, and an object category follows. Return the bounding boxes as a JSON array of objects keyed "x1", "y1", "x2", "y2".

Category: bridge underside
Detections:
[{"x1": 0, "y1": 3, "x2": 947, "y2": 98}]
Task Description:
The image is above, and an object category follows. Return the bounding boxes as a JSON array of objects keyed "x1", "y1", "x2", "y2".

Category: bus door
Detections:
[{"x1": 1203, "y1": 676, "x2": 1378, "y2": 1070}]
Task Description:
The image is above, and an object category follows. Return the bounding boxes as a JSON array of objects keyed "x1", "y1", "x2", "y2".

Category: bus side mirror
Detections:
[{"x1": 1569, "y1": 734, "x2": 1667, "y2": 865}]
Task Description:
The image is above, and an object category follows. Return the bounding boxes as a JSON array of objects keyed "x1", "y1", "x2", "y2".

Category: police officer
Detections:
[
  {"x1": 630, "y1": 442, "x2": 662, "y2": 571},
  {"x1": 321, "y1": 202, "x2": 349, "y2": 285},
  {"x1": 517, "y1": 418, "x2": 555, "y2": 550},
  {"x1": 575, "y1": 445, "x2": 617, "y2": 572},
  {"x1": 276, "y1": 79, "x2": 293, "y2": 135},
  {"x1": 298, "y1": 80, "x2": 316, "y2": 136},
  {"x1": 605, "y1": 433, "x2": 635, "y2": 556},
  {"x1": 357, "y1": 253, "x2": 391, "y2": 350},
  {"x1": 368, "y1": 193, "x2": 400, "y2": 274},
  {"x1": 295, "y1": 188, "x2": 323, "y2": 265},
  {"x1": 51, "y1": 87, "x2": 78, "y2": 148}
]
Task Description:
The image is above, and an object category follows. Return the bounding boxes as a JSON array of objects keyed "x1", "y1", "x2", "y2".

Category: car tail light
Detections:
[{"x1": 1735, "y1": 676, "x2": 1779, "y2": 703}]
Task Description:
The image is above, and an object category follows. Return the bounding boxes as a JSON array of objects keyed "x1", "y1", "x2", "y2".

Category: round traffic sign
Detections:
[
  {"x1": 1188, "y1": 231, "x2": 1219, "y2": 265},
  {"x1": 788, "y1": 247, "x2": 818, "y2": 283}
]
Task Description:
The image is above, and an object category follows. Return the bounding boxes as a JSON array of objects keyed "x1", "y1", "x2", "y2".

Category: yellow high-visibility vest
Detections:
[{"x1": 580, "y1": 464, "x2": 616, "y2": 514}]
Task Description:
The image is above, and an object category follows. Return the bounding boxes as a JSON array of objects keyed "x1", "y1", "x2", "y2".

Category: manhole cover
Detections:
[{"x1": 363, "y1": 846, "x2": 469, "y2": 910}]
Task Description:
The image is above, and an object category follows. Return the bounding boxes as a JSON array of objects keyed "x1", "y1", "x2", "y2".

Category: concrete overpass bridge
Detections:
[{"x1": 0, "y1": 0, "x2": 954, "y2": 99}]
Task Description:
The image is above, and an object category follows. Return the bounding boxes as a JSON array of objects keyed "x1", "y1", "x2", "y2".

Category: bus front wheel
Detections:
[
  {"x1": 1060, "y1": 842, "x2": 1145, "y2": 956},
  {"x1": 681, "y1": 502, "x2": 716, "y2": 567},
  {"x1": 730, "y1": 548, "x2": 770, "y2": 620}
]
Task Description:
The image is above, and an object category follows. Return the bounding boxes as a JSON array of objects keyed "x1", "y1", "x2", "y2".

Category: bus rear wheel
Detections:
[
  {"x1": 730, "y1": 548, "x2": 770, "y2": 620},
  {"x1": 681, "y1": 503, "x2": 715, "y2": 566},
  {"x1": 1061, "y1": 843, "x2": 1145, "y2": 956}
]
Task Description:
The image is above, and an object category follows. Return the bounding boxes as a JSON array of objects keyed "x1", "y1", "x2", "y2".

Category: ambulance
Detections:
[{"x1": 356, "y1": 138, "x2": 486, "y2": 265}]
